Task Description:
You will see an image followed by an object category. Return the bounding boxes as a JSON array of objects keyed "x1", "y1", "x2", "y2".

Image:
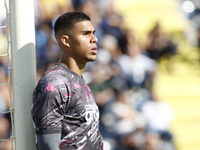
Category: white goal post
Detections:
[{"x1": 10, "y1": 0, "x2": 37, "y2": 149}]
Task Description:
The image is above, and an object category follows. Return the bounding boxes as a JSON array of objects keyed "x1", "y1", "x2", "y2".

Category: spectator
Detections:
[
  {"x1": 141, "y1": 93, "x2": 175, "y2": 142},
  {"x1": 144, "y1": 22, "x2": 177, "y2": 63},
  {"x1": 0, "y1": 66, "x2": 11, "y2": 150}
]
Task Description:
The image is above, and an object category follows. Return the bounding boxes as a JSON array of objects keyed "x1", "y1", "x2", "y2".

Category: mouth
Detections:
[{"x1": 91, "y1": 46, "x2": 98, "y2": 54}]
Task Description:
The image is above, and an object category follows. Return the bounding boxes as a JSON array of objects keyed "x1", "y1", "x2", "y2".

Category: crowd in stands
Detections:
[{"x1": 0, "y1": 0, "x2": 177, "y2": 149}]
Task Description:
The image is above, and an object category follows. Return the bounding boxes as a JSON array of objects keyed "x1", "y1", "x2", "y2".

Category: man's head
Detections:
[
  {"x1": 54, "y1": 11, "x2": 91, "y2": 40},
  {"x1": 54, "y1": 11, "x2": 98, "y2": 64}
]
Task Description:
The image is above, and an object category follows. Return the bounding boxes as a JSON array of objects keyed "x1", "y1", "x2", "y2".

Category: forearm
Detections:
[{"x1": 37, "y1": 133, "x2": 61, "y2": 150}]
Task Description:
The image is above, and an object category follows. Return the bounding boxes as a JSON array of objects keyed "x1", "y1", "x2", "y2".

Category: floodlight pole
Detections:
[{"x1": 10, "y1": 0, "x2": 37, "y2": 149}]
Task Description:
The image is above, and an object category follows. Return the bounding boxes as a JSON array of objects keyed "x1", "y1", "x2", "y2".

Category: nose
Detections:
[{"x1": 91, "y1": 34, "x2": 98, "y2": 43}]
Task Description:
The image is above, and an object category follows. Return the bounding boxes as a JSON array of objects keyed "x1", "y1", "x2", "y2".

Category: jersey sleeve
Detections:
[
  {"x1": 37, "y1": 133, "x2": 61, "y2": 150},
  {"x1": 32, "y1": 81, "x2": 69, "y2": 135}
]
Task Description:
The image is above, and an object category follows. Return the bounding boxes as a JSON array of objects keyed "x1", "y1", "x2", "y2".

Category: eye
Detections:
[{"x1": 83, "y1": 31, "x2": 90, "y2": 35}]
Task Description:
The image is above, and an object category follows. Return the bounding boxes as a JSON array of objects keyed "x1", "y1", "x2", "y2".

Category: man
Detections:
[{"x1": 31, "y1": 11, "x2": 103, "y2": 150}]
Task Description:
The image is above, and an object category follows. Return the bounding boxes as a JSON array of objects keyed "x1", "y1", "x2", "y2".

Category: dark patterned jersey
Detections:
[{"x1": 31, "y1": 63, "x2": 103, "y2": 150}]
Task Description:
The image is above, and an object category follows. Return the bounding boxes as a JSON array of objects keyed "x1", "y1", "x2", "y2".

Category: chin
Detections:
[
  {"x1": 88, "y1": 59, "x2": 96, "y2": 62},
  {"x1": 85, "y1": 56, "x2": 96, "y2": 62}
]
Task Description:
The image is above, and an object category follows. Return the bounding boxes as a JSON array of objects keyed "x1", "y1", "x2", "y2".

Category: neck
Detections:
[{"x1": 59, "y1": 57, "x2": 86, "y2": 77}]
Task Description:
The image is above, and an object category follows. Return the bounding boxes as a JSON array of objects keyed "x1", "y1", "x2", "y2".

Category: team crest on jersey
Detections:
[{"x1": 84, "y1": 84, "x2": 90, "y2": 98}]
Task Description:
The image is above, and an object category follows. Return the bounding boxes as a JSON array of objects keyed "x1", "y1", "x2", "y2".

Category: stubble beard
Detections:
[{"x1": 84, "y1": 55, "x2": 96, "y2": 62}]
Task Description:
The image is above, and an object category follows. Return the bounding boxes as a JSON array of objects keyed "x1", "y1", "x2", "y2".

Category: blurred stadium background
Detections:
[
  {"x1": 115, "y1": 0, "x2": 200, "y2": 150},
  {"x1": 0, "y1": 0, "x2": 200, "y2": 150}
]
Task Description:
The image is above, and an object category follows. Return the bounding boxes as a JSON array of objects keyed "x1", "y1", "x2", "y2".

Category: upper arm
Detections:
[{"x1": 32, "y1": 82, "x2": 69, "y2": 135}]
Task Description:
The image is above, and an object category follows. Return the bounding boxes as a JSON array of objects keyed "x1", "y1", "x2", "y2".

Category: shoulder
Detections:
[{"x1": 34, "y1": 64, "x2": 71, "y2": 95}]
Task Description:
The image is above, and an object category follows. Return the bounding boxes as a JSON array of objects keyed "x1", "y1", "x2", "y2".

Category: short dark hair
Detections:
[{"x1": 54, "y1": 11, "x2": 91, "y2": 38}]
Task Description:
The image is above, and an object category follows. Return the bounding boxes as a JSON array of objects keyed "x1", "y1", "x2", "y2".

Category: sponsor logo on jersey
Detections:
[
  {"x1": 73, "y1": 82, "x2": 82, "y2": 89},
  {"x1": 44, "y1": 84, "x2": 59, "y2": 93}
]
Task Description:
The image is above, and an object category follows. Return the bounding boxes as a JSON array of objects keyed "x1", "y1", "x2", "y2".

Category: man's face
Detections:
[{"x1": 68, "y1": 21, "x2": 98, "y2": 64}]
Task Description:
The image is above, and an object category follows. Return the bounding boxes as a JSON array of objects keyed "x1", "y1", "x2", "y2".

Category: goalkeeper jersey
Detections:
[{"x1": 31, "y1": 63, "x2": 103, "y2": 150}]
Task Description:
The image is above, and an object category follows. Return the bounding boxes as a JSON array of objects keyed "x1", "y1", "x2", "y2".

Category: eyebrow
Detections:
[{"x1": 81, "y1": 30, "x2": 96, "y2": 34}]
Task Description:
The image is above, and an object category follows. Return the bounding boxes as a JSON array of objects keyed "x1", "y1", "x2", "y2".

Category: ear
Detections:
[{"x1": 61, "y1": 35, "x2": 70, "y2": 47}]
